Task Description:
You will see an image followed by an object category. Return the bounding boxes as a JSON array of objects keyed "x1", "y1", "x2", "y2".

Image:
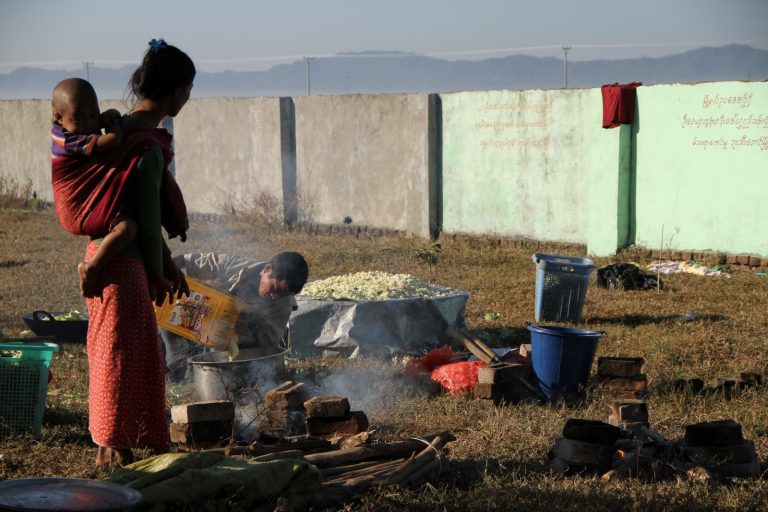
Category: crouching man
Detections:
[{"x1": 160, "y1": 251, "x2": 309, "y2": 381}]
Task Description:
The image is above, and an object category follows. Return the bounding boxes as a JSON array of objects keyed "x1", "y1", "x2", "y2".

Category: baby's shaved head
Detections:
[{"x1": 52, "y1": 78, "x2": 97, "y2": 114}]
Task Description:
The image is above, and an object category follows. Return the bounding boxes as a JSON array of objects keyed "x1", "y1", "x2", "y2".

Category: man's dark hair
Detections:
[{"x1": 269, "y1": 252, "x2": 308, "y2": 294}]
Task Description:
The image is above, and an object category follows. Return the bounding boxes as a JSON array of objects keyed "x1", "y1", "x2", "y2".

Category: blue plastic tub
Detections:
[
  {"x1": 532, "y1": 253, "x2": 595, "y2": 324},
  {"x1": 527, "y1": 325, "x2": 603, "y2": 399}
]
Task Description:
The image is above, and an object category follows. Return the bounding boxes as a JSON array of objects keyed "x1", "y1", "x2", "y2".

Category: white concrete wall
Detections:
[
  {"x1": 293, "y1": 94, "x2": 435, "y2": 238},
  {"x1": 173, "y1": 97, "x2": 285, "y2": 215},
  {"x1": 3, "y1": 82, "x2": 765, "y2": 256},
  {"x1": 0, "y1": 100, "x2": 55, "y2": 201}
]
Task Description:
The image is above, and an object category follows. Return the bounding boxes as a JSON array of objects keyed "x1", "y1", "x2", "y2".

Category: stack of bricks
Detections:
[
  {"x1": 674, "y1": 372, "x2": 762, "y2": 398},
  {"x1": 683, "y1": 420, "x2": 761, "y2": 478},
  {"x1": 592, "y1": 356, "x2": 648, "y2": 400},
  {"x1": 474, "y1": 363, "x2": 527, "y2": 405},
  {"x1": 169, "y1": 400, "x2": 235, "y2": 448},
  {"x1": 712, "y1": 372, "x2": 763, "y2": 399},
  {"x1": 304, "y1": 396, "x2": 369, "y2": 436},
  {"x1": 261, "y1": 381, "x2": 308, "y2": 437},
  {"x1": 549, "y1": 419, "x2": 621, "y2": 475},
  {"x1": 608, "y1": 399, "x2": 649, "y2": 430}
]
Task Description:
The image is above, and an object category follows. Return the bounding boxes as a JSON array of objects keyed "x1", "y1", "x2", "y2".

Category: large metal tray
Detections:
[{"x1": 0, "y1": 477, "x2": 141, "y2": 511}]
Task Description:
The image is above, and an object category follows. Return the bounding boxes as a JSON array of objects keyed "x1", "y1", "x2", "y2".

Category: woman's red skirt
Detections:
[{"x1": 85, "y1": 242, "x2": 168, "y2": 452}]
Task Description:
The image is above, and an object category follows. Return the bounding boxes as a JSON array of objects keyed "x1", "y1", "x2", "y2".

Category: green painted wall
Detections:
[
  {"x1": 633, "y1": 82, "x2": 767, "y2": 256},
  {"x1": 441, "y1": 89, "x2": 622, "y2": 252}
]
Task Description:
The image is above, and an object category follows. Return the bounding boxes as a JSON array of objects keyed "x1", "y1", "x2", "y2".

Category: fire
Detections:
[{"x1": 616, "y1": 449, "x2": 626, "y2": 460}]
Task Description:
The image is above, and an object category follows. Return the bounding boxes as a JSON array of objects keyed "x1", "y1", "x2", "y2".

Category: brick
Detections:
[
  {"x1": 261, "y1": 410, "x2": 307, "y2": 436},
  {"x1": 681, "y1": 251, "x2": 693, "y2": 262},
  {"x1": 740, "y1": 372, "x2": 762, "y2": 387},
  {"x1": 597, "y1": 357, "x2": 645, "y2": 377},
  {"x1": 171, "y1": 400, "x2": 234, "y2": 424},
  {"x1": 548, "y1": 455, "x2": 602, "y2": 475},
  {"x1": 737, "y1": 254, "x2": 751, "y2": 265},
  {"x1": 474, "y1": 381, "x2": 528, "y2": 404},
  {"x1": 686, "y1": 440, "x2": 757, "y2": 465},
  {"x1": 673, "y1": 378, "x2": 705, "y2": 394},
  {"x1": 610, "y1": 400, "x2": 649, "y2": 424},
  {"x1": 303, "y1": 396, "x2": 351, "y2": 418},
  {"x1": 553, "y1": 437, "x2": 615, "y2": 468},
  {"x1": 265, "y1": 381, "x2": 307, "y2": 410},
  {"x1": 726, "y1": 254, "x2": 739, "y2": 265},
  {"x1": 716, "y1": 376, "x2": 749, "y2": 389},
  {"x1": 600, "y1": 388, "x2": 649, "y2": 400},
  {"x1": 170, "y1": 420, "x2": 233, "y2": 446},
  {"x1": 306, "y1": 411, "x2": 369, "y2": 436},
  {"x1": 761, "y1": 258, "x2": 768, "y2": 268},
  {"x1": 477, "y1": 363, "x2": 524, "y2": 384},
  {"x1": 685, "y1": 420, "x2": 743, "y2": 447},
  {"x1": 747, "y1": 256, "x2": 760, "y2": 267},
  {"x1": 562, "y1": 419, "x2": 621, "y2": 446},
  {"x1": 713, "y1": 460, "x2": 761, "y2": 478},
  {"x1": 594, "y1": 374, "x2": 648, "y2": 391},
  {"x1": 670, "y1": 251, "x2": 682, "y2": 261}
]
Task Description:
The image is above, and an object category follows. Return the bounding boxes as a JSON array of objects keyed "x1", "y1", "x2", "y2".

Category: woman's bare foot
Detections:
[
  {"x1": 96, "y1": 446, "x2": 134, "y2": 467},
  {"x1": 78, "y1": 261, "x2": 101, "y2": 298}
]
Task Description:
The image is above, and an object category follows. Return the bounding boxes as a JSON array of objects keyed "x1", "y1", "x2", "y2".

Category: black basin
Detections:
[{"x1": 21, "y1": 310, "x2": 88, "y2": 343}]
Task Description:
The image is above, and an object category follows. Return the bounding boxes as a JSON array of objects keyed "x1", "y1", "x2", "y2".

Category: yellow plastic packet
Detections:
[{"x1": 154, "y1": 277, "x2": 250, "y2": 352}]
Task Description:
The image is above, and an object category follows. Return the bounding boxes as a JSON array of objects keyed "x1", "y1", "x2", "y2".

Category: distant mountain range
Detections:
[{"x1": 1, "y1": 44, "x2": 766, "y2": 100}]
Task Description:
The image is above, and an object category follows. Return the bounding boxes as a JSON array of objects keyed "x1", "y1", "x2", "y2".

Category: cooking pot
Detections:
[
  {"x1": 21, "y1": 310, "x2": 88, "y2": 343},
  {"x1": 188, "y1": 347, "x2": 288, "y2": 402}
]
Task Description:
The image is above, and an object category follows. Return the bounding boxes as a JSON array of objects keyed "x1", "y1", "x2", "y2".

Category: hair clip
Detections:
[{"x1": 148, "y1": 38, "x2": 167, "y2": 53}]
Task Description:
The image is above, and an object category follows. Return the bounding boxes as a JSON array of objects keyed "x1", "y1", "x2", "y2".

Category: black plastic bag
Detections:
[{"x1": 596, "y1": 263, "x2": 663, "y2": 291}]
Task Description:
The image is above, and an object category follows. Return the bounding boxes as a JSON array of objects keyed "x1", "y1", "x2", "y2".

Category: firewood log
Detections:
[
  {"x1": 385, "y1": 434, "x2": 443, "y2": 484},
  {"x1": 324, "y1": 459, "x2": 405, "y2": 484},
  {"x1": 304, "y1": 432, "x2": 452, "y2": 467}
]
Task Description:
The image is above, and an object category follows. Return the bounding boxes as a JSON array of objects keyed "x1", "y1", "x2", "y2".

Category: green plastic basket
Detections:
[{"x1": 0, "y1": 341, "x2": 59, "y2": 438}]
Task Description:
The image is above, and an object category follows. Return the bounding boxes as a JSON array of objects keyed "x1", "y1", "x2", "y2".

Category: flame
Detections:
[{"x1": 616, "y1": 449, "x2": 626, "y2": 460}]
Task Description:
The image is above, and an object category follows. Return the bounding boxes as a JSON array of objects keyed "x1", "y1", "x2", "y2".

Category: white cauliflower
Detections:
[{"x1": 299, "y1": 271, "x2": 453, "y2": 300}]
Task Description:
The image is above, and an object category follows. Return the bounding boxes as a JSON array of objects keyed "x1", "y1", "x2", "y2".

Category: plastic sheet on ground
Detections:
[
  {"x1": 288, "y1": 290, "x2": 470, "y2": 358},
  {"x1": 648, "y1": 260, "x2": 730, "y2": 278}
]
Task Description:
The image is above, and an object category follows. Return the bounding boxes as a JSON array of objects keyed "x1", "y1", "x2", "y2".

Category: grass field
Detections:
[{"x1": 0, "y1": 207, "x2": 766, "y2": 511}]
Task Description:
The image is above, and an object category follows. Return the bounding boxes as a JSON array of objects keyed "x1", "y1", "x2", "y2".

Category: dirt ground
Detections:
[{"x1": 0, "y1": 207, "x2": 766, "y2": 511}]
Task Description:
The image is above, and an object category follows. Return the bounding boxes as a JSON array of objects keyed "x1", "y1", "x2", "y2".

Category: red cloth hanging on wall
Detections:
[{"x1": 601, "y1": 82, "x2": 642, "y2": 128}]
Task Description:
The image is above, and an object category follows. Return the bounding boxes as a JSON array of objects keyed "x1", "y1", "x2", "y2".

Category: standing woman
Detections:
[{"x1": 84, "y1": 39, "x2": 194, "y2": 467}]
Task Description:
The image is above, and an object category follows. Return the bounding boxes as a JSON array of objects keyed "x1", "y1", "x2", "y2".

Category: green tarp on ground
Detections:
[{"x1": 108, "y1": 452, "x2": 321, "y2": 508}]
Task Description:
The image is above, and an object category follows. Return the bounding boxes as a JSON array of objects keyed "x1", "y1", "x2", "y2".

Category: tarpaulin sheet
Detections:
[
  {"x1": 288, "y1": 290, "x2": 470, "y2": 357},
  {"x1": 108, "y1": 452, "x2": 321, "y2": 507}
]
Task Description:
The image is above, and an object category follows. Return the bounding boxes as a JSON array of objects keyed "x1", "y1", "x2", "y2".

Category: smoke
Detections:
[
  {"x1": 187, "y1": 350, "x2": 284, "y2": 442},
  {"x1": 307, "y1": 360, "x2": 427, "y2": 416}
]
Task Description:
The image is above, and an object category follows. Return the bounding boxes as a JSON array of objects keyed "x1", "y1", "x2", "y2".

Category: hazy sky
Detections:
[{"x1": 1, "y1": 0, "x2": 767, "y2": 73}]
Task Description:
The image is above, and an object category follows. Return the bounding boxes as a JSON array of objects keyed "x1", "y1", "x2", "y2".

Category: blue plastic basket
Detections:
[
  {"x1": 532, "y1": 253, "x2": 596, "y2": 324},
  {"x1": 0, "y1": 341, "x2": 59, "y2": 438}
]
